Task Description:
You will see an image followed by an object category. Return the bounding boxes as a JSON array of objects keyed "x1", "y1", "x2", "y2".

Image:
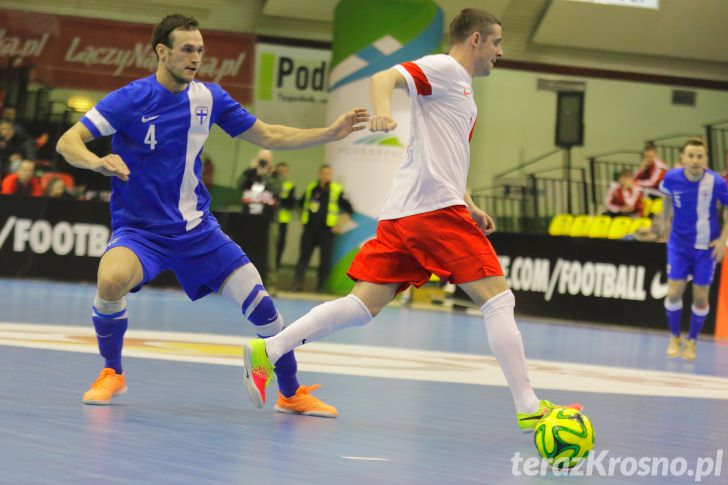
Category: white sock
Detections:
[
  {"x1": 93, "y1": 294, "x2": 127, "y2": 318},
  {"x1": 481, "y1": 290, "x2": 539, "y2": 414},
  {"x1": 265, "y1": 294, "x2": 372, "y2": 363},
  {"x1": 221, "y1": 263, "x2": 284, "y2": 336}
]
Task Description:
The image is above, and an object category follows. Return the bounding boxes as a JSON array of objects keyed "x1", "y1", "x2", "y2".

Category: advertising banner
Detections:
[
  {"x1": 0, "y1": 196, "x2": 269, "y2": 284},
  {"x1": 324, "y1": 0, "x2": 444, "y2": 293},
  {"x1": 0, "y1": 9, "x2": 255, "y2": 103},
  {"x1": 488, "y1": 233, "x2": 719, "y2": 333},
  {"x1": 254, "y1": 42, "x2": 329, "y2": 127}
]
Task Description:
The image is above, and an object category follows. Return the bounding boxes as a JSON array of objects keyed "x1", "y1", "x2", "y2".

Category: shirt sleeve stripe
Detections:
[
  {"x1": 83, "y1": 107, "x2": 116, "y2": 136},
  {"x1": 400, "y1": 61, "x2": 432, "y2": 96}
]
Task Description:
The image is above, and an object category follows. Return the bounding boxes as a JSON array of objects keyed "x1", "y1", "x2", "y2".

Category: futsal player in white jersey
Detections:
[
  {"x1": 243, "y1": 9, "x2": 581, "y2": 431},
  {"x1": 659, "y1": 138, "x2": 728, "y2": 361},
  {"x1": 56, "y1": 14, "x2": 369, "y2": 415}
]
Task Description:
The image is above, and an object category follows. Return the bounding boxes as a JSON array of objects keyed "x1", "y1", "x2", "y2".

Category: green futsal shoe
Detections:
[
  {"x1": 517, "y1": 399, "x2": 584, "y2": 432},
  {"x1": 242, "y1": 338, "x2": 276, "y2": 409}
]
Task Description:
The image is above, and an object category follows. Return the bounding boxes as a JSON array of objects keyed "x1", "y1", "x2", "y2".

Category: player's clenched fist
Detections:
[
  {"x1": 370, "y1": 115, "x2": 397, "y2": 133},
  {"x1": 95, "y1": 154, "x2": 130, "y2": 181}
]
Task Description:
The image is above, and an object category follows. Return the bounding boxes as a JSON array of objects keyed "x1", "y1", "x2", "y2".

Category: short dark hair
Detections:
[
  {"x1": 276, "y1": 162, "x2": 288, "y2": 168},
  {"x1": 449, "y1": 8, "x2": 502, "y2": 45},
  {"x1": 152, "y1": 14, "x2": 199, "y2": 58},
  {"x1": 682, "y1": 137, "x2": 706, "y2": 152},
  {"x1": 320, "y1": 164, "x2": 331, "y2": 170}
]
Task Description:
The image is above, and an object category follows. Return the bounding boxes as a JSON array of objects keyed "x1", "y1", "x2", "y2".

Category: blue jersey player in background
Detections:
[
  {"x1": 56, "y1": 14, "x2": 369, "y2": 416},
  {"x1": 659, "y1": 138, "x2": 728, "y2": 361}
]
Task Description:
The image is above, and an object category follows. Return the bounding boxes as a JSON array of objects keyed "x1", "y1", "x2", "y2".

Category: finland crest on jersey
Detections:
[{"x1": 80, "y1": 76, "x2": 256, "y2": 235}]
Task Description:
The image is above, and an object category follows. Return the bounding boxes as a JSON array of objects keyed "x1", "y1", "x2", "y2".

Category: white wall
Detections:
[{"x1": 469, "y1": 68, "x2": 728, "y2": 189}]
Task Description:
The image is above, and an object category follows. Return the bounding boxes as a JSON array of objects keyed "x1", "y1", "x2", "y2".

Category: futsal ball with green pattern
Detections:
[{"x1": 534, "y1": 407, "x2": 594, "y2": 468}]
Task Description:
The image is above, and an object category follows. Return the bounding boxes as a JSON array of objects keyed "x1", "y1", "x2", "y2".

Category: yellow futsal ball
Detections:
[{"x1": 534, "y1": 407, "x2": 595, "y2": 469}]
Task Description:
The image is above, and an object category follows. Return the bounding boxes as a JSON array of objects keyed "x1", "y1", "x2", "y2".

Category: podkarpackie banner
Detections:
[
  {"x1": 254, "y1": 42, "x2": 329, "y2": 128},
  {"x1": 0, "y1": 9, "x2": 255, "y2": 103},
  {"x1": 324, "y1": 0, "x2": 444, "y2": 294}
]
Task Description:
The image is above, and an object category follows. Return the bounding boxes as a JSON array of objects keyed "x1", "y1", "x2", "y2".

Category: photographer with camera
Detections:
[{"x1": 239, "y1": 149, "x2": 278, "y2": 217}]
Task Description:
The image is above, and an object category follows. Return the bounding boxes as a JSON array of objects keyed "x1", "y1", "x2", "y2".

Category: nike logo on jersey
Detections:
[{"x1": 141, "y1": 115, "x2": 160, "y2": 123}]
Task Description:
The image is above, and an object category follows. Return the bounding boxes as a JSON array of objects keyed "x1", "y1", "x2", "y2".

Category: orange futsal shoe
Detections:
[
  {"x1": 275, "y1": 384, "x2": 338, "y2": 418},
  {"x1": 82, "y1": 368, "x2": 127, "y2": 405}
]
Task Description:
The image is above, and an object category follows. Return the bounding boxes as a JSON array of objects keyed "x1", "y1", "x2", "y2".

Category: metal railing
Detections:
[
  {"x1": 470, "y1": 192, "x2": 531, "y2": 233},
  {"x1": 526, "y1": 166, "x2": 590, "y2": 222},
  {"x1": 493, "y1": 148, "x2": 564, "y2": 180},
  {"x1": 706, "y1": 119, "x2": 728, "y2": 173}
]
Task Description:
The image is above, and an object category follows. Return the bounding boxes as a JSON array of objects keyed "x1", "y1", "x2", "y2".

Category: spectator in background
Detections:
[
  {"x1": 240, "y1": 152, "x2": 277, "y2": 216},
  {"x1": 633, "y1": 143, "x2": 667, "y2": 196},
  {"x1": 1, "y1": 159, "x2": 42, "y2": 196},
  {"x1": 604, "y1": 168, "x2": 643, "y2": 217},
  {"x1": 0, "y1": 119, "x2": 36, "y2": 176},
  {"x1": 1, "y1": 105, "x2": 29, "y2": 138},
  {"x1": 292, "y1": 164, "x2": 353, "y2": 292},
  {"x1": 202, "y1": 155, "x2": 215, "y2": 187},
  {"x1": 238, "y1": 148, "x2": 273, "y2": 189},
  {"x1": 45, "y1": 176, "x2": 74, "y2": 199},
  {"x1": 274, "y1": 162, "x2": 295, "y2": 270}
]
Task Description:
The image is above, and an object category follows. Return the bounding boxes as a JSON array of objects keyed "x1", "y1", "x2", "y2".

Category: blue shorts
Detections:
[
  {"x1": 106, "y1": 215, "x2": 250, "y2": 300},
  {"x1": 666, "y1": 244, "x2": 716, "y2": 286}
]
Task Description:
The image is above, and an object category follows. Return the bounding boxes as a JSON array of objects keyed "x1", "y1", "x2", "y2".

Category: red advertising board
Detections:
[{"x1": 0, "y1": 9, "x2": 255, "y2": 103}]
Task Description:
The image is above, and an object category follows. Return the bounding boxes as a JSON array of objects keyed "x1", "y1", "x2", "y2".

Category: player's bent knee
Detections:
[
  {"x1": 97, "y1": 271, "x2": 135, "y2": 300},
  {"x1": 692, "y1": 299, "x2": 709, "y2": 310}
]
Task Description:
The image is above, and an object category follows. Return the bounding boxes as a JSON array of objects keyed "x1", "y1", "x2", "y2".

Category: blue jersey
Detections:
[
  {"x1": 81, "y1": 75, "x2": 256, "y2": 234},
  {"x1": 659, "y1": 168, "x2": 728, "y2": 249}
]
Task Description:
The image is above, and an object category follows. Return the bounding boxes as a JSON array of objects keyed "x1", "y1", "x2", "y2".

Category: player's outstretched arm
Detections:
[
  {"x1": 369, "y1": 68, "x2": 407, "y2": 133},
  {"x1": 56, "y1": 122, "x2": 130, "y2": 181},
  {"x1": 237, "y1": 108, "x2": 370, "y2": 150},
  {"x1": 709, "y1": 207, "x2": 728, "y2": 262}
]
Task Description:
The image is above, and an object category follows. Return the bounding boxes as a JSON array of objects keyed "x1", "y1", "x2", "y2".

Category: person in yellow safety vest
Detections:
[
  {"x1": 292, "y1": 164, "x2": 353, "y2": 292},
  {"x1": 274, "y1": 162, "x2": 295, "y2": 270}
]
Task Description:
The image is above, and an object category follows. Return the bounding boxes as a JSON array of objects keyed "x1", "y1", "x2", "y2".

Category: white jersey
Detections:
[{"x1": 379, "y1": 54, "x2": 477, "y2": 220}]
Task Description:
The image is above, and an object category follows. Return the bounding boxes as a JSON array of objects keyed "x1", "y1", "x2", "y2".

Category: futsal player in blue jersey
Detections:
[
  {"x1": 56, "y1": 14, "x2": 369, "y2": 415},
  {"x1": 659, "y1": 138, "x2": 728, "y2": 361}
]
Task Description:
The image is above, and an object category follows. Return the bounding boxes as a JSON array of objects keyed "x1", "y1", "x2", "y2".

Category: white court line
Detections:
[
  {"x1": 0, "y1": 322, "x2": 727, "y2": 400},
  {"x1": 341, "y1": 456, "x2": 391, "y2": 462}
]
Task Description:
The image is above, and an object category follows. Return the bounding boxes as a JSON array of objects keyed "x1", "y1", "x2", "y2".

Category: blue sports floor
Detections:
[{"x1": 1, "y1": 278, "x2": 727, "y2": 484}]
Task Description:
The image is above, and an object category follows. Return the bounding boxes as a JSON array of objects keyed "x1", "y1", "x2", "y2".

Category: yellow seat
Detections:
[
  {"x1": 569, "y1": 215, "x2": 594, "y2": 238},
  {"x1": 641, "y1": 198, "x2": 653, "y2": 216},
  {"x1": 607, "y1": 216, "x2": 633, "y2": 239},
  {"x1": 588, "y1": 215, "x2": 613, "y2": 238},
  {"x1": 548, "y1": 214, "x2": 574, "y2": 236},
  {"x1": 429, "y1": 274, "x2": 441, "y2": 283},
  {"x1": 649, "y1": 198, "x2": 664, "y2": 216},
  {"x1": 629, "y1": 217, "x2": 652, "y2": 234}
]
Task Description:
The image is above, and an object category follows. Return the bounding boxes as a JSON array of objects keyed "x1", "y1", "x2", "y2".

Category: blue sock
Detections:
[
  {"x1": 245, "y1": 288, "x2": 300, "y2": 398},
  {"x1": 92, "y1": 307, "x2": 128, "y2": 374},
  {"x1": 664, "y1": 299, "x2": 682, "y2": 337},
  {"x1": 688, "y1": 305, "x2": 709, "y2": 340}
]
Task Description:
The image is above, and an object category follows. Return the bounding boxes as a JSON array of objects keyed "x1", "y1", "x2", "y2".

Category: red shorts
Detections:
[{"x1": 347, "y1": 205, "x2": 503, "y2": 292}]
